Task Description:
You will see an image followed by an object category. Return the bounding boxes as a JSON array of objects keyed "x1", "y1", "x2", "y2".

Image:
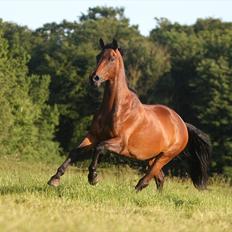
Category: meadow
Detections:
[{"x1": 0, "y1": 157, "x2": 231, "y2": 232}]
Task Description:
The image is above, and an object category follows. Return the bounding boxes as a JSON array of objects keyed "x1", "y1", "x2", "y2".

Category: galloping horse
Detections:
[{"x1": 48, "y1": 39, "x2": 211, "y2": 191}]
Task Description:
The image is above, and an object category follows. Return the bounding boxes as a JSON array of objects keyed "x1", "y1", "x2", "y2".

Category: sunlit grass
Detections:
[{"x1": 0, "y1": 157, "x2": 231, "y2": 232}]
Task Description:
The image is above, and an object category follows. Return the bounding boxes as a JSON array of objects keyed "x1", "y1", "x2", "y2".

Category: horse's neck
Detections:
[{"x1": 101, "y1": 67, "x2": 130, "y2": 114}]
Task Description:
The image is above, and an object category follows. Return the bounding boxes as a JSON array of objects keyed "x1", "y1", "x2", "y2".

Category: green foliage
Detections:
[
  {"x1": 28, "y1": 7, "x2": 169, "y2": 151},
  {"x1": 79, "y1": 6, "x2": 126, "y2": 21},
  {"x1": 0, "y1": 9, "x2": 232, "y2": 177},
  {"x1": 150, "y1": 18, "x2": 232, "y2": 176},
  {"x1": 0, "y1": 23, "x2": 59, "y2": 160}
]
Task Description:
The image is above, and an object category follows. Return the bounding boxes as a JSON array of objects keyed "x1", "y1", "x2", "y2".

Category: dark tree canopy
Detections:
[{"x1": 0, "y1": 9, "x2": 231, "y2": 177}]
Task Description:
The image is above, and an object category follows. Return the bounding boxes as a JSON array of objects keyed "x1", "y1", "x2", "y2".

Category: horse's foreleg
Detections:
[
  {"x1": 88, "y1": 148, "x2": 101, "y2": 185},
  {"x1": 87, "y1": 137, "x2": 123, "y2": 185},
  {"x1": 96, "y1": 137, "x2": 123, "y2": 154},
  {"x1": 48, "y1": 135, "x2": 94, "y2": 187}
]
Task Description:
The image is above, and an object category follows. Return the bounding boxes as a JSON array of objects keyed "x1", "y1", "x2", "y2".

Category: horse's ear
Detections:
[
  {"x1": 118, "y1": 47, "x2": 124, "y2": 57},
  {"x1": 99, "y1": 38, "x2": 105, "y2": 49},
  {"x1": 112, "y1": 39, "x2": 118, "y2": 50}
]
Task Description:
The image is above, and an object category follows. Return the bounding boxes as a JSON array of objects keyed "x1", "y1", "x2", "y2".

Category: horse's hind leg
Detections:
[
  {"x1": 154, "y1": 170, "x2": 165, "y2": 191},
  {"x1": 48, "y1": 135, "x2": 94, "y2": 187},
  {"x1": 147, "y1": 158, "x2": 165, "y2": 191},
  {"x1": 135, "y1": 152, "x2": 176, "y2": 192}
]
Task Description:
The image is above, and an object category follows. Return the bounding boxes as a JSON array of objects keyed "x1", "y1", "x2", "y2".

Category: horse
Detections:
[{"x1": 48, "y1": 39, "x2": 211, "y2": 192}]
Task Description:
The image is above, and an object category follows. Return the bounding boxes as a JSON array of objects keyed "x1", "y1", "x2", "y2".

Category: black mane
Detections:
[{"x1": 101, "y1": 41, "x2": 124, "y2": 56}]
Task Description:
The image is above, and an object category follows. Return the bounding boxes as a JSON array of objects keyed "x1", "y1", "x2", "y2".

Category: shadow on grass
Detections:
[{"x1": 163, "y1": 193, "x2": 200, "y2": 208}]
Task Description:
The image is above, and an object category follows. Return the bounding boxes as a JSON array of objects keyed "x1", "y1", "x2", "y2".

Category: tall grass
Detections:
[{"x1": 0, "y1": 157, "x2": 231, "y2": 232}]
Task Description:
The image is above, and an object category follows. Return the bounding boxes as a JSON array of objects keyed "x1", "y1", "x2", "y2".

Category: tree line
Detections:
[{"x1": 0, "y1": 7, "x2": 231, "y2": 177}]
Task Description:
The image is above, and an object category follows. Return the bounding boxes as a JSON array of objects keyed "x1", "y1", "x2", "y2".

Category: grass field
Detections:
[{"x1": 0, "y1": 157, "x2": 231, "y2": 232}]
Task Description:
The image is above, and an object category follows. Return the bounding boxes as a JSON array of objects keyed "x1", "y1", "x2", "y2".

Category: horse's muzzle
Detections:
[{"x1": 90, "y1": 75, "x2": 102, "y2": 87}]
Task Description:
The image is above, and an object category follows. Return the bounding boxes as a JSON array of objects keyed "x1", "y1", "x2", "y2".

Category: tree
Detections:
[
  {"x1": 28, "y1": 7, "x2": 170, "y2": 152},
  {"x1": 0, "y1": 21, "x2": 59, "y2": 160},
  {"x1": 150, "y1": 18, "x2": 232, "y2": 177}
]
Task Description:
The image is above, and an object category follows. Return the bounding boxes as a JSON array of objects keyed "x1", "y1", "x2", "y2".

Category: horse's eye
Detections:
[{"x1": 109, "y1": 57, "x2": 115, "y2": 62}]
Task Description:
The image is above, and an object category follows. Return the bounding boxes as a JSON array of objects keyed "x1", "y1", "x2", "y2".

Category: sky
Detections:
[{"x1": 0, "y1": 0, "x2": 232, "y2": 36}]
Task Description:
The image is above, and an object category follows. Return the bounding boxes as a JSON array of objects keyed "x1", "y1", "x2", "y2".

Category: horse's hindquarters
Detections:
[{"x1": 127, "y1": 105, "x2": 188, "y2": 160}]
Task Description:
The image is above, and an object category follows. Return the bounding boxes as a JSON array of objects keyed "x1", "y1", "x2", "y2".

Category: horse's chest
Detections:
[
  {"x1": 92, "y1": 114, "x2": 119, "y2": 139},
  {"x1": 102, "y1": 115, "x2": 120, "y2": 135},
  {"x1": 92, "y1": 105, "x2": 127, "y2": 141}
]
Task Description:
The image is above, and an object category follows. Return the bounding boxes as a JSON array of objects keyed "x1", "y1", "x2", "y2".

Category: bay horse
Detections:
[{"x1": 48, "y1": 39, "x2": 211, "y2": 191}]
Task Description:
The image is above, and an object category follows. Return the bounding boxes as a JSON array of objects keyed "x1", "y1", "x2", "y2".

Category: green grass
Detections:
[{"x1": 0, "y1": 157, "x2": 231, "y2": 232}]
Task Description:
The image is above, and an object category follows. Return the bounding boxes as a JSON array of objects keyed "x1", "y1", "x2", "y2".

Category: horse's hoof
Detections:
[
  {"x1": 48, "y1": 177, "x2": 60, "y2": 187},
  {"x1": 89, "y1": 178, "x2": 98, "y2": 186},
  {"x1": 88, "y1": 173, "x2": 98, "y2": 186},
  {"x1": 135, "y1": 178, "x2": 149, "y2": 192}
]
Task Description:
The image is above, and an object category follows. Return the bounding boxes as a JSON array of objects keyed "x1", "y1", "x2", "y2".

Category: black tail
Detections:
[{"x1": 184, "y1": 123, "x2": 212, "y2": 190}]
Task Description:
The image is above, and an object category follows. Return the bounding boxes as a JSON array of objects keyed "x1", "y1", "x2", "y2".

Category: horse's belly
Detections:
[{"x1": 127, "y1": 127, "x2": 165, "y2": 160}]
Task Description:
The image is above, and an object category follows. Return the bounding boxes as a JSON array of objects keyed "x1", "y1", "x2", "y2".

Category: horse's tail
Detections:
[{"x1": 183, "y1": 123, "x2": 212, "y2": 190}]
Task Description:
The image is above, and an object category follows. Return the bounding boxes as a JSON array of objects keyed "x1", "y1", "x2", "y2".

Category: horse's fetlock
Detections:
[{"x1": 58, "y1": 166, "x2": 65, "y2": 175}]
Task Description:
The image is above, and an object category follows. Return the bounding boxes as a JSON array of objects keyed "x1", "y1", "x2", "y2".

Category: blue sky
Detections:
[{"x1": 0, "y1": 0, "x2": 232, "y2": 36}]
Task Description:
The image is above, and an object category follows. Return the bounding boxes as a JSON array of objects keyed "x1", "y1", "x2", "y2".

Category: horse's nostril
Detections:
[{"x1": 93, "y1": 75, "x2": 100, "y2": 81}]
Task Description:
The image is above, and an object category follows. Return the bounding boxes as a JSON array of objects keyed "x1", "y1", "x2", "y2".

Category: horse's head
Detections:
[{"x1": 89, "y1": 38, "x2": 123, "y2": 87}]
